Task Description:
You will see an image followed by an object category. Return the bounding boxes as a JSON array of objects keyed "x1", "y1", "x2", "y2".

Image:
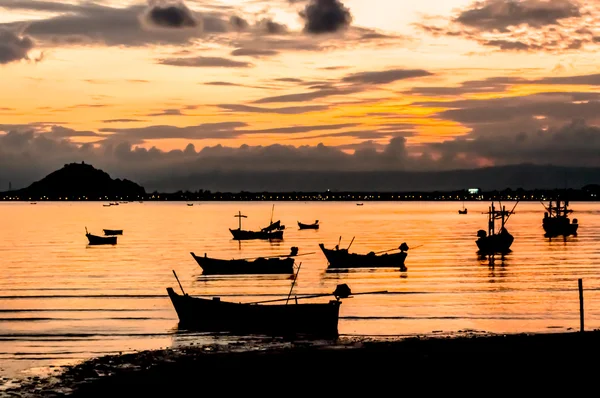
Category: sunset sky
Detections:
[{"x1": 2, "y1": 0, "x2": 600, "y2": 189}]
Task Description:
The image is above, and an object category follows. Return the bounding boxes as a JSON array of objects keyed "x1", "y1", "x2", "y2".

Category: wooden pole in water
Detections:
[
  {"x1": 579, "y1": 278, "x2": 584, "y2": 332},
  {"x1": 286, "y1": 262, "x2": 302, "y2": 305}
]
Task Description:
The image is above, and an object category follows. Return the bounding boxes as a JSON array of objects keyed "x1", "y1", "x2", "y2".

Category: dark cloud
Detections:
[
  {"x1": 230, "y1": 48, "x2": 279, "y2": 57},
  {"x1": 300, "y1": 0, "x2": 352, "y2": 34},
  {"x1": 533, "y1": 73, "x2": 600, "y2": 85},
  {"x1": 143, "y1": 2, "x2": 198, "y2": 29},
  {"x1": 428, "y1": 119, "x2": 600, "y2": 169},
  {"x1": 455, "y1": 0, "x2": 581, "y2": 32},
  {"x1": 3, "y1": 117, "x2": 600, "y2": 192},
  {"x1": 415, "y1": 92, "x2": 600, "y2": 130},
  {"x1": 417, "y1": 0, "x2": 598, "y2": 53},
  {"x1": 229, "y1": 15, "x2": 249, "y2": 31},
  {"x1": 407, "y1": 73, "x2": 600, "y2": 97},
  {"x1": 145, "y1": 109, "x2": 185, "y2": 116},
  {"x1": 216, "y1": 104, "x2": 329, "y2": 114},
  {"x1": 157, "y1": 56, "x2": 253, "y2": 68},
  {"x1": 103, "y1": 119, "x2": 146, "y2": 123},
  {"x1": 98, "y1": 122, "x2": 248, "y2": 141},
  {"x1": 96, "y1": 121, "x2": 357, "y2": 143},
  {"x1": 0, "y1": 29, "x2": 35, "y2": 64},
  {"x1": 256, "y1": 18, "x2": 288, "y2": 35},
  {"x1": 407, "y1": 76, "x2": 526, "y2": 96},
  {"x1": 253, "y1": 87, "x2": 359, "y2": 104},
  {"x1": 0, "y1": 3, "x2": 218, "y2": 47},
  {"x1": 342, "y1": 69, "x2": 433, "y2": 85},
  {"x1": 253, "y1": 68, "x2": 433, "y2": 103},
  {"x1": 43, "y1": 125, "x2": 100, "y2": 139},
  {"x1": 203, "y1": 81, "x2": 240, "y2": 86}
]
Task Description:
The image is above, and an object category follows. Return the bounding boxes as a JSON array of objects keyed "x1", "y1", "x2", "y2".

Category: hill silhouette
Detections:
[{"x1": 2, "y1": 162, "x2": 145, "y2": 200}]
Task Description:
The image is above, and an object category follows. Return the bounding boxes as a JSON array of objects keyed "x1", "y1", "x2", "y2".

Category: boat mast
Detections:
[
  {"x1": 235, "y1": 211, "x2": 247, "y2": 230},
  {"x1": 488, "y1": 203, "x2": 495, "y2": 236}
]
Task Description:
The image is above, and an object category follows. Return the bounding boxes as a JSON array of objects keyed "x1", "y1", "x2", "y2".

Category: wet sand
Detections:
[{"x1": 7, "y1": 330, "x2": 600, "y2": 397}]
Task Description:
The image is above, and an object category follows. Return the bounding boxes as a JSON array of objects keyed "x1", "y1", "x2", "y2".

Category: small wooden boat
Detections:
[
  {"x1": 542, "y1": 197, "x2": 578, "y2": 238},
  {"x1": 86, "y1": 227, "x2": 117, "y2": 245},
  {"x1": 319, "y1": 238, "x2": 409, "y2": 271},
  {"x1": 167, "y1": 271, "x2": 359, "y2": 338},
  {"x1": 356, "y1": 203, "x2": 364, "y2": 206},
  {"x1": 229, "y1": 210, "x2": 284, "y2": 241},
  {"x1": 103, "y1": 229, "x2": 123, "y2": 236},
  {"x1": 458, "y1": 202, "x2": 467, "y2": 214},
  {"x1": 103, "y1": 204, "x2": 111, "y2": 207},
  {"x1": 191, "y1": 247, "x2": 298, "y2": 275},
  {"x1": 298, "y1": 220, "x2": 319, "y2": 230},
  {"x1": 187, "y1": 203, "x2": 194, "y2": 206},
  {"x1": 476, "y1": 202, "x2": 517, "y2": 255}
]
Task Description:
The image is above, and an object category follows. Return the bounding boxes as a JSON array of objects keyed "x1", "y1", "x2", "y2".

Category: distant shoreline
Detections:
[{"x1": 0, "y1": 187, "x2": 598, "y2": 202}]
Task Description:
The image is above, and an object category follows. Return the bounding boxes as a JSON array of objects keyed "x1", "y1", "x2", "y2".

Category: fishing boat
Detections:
[
  {"x1": 86, "y1": 227, "x2": 117, "y2": 245},
  {"x1": 542, "y1": 197, "x2": 578, "y2": 238},
  {"x1": 167, "y1": 270, "x2": 376, "y2": 338},
  {"x1": 319, "y1": 237, "x2": 409, "y2": 271},
  {"x1": 190, "y1": 247, "x2": 299, "y2": 275},
  {"x1": 476, "y1": 202, "x2": 517, "y2": 255},
  {"x1": 229, "y1": 208, "x2": 285, "y2": 241},
  {"x1": 298, "y1": 220, "x2": 319, "y2": 230},
  {"x1": 103, "y1": 229, "x2": 123, "y2": 235},
  {"x1": 459, "y1": 201, "x2": 467, "y2": 214}
]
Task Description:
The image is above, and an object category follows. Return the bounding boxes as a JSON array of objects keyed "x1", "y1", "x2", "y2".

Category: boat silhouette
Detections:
[
  {"x1": 542, "y1": 197, "x2": 578, "y2": 238},
  {"x1": 476, "y1": 201, "x2": 517, "y2": 255}
]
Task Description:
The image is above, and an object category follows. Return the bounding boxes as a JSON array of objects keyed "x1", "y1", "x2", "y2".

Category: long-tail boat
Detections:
[
  {"x1": 191, "y1": 247, "x2": 299, "y2": 275},
  {"x1": 298, "y1": 220, "x2": 319, "y2": 230},
  {"x1": 166, "y1": 270, "x2": 385, "y2": 338},
  {"x1": 103, "y1": 229, "x2": 123, "y2": 235},
  {"x1": 86, "y1": 227, "x2": 117, "y2": 245},
  {"x1": 318, "y1": 237, "x2": 409, "y2": 271}
]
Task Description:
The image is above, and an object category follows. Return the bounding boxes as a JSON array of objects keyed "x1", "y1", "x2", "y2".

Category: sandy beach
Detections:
[{"x1": 6, "y1": 330, "x2": 600, "y2": 397}]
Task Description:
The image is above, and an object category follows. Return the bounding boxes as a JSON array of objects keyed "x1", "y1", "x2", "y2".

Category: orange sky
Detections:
[{"x1": 1, "y1": 0, "x2": 600, "y2": 154}]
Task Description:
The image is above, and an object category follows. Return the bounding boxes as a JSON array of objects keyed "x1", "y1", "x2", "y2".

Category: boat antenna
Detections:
[
  {"x1": 338, "y1": 236, "x2": 342, "y2": 247},
  {"x1": 85, "y1": 226, "x2": 88, "y2": 235},
  {"x1": 347, "y1": 236, "x2": 355, "y2": 251},
  {"x1": 285, "y1": 262, "x2": 302, "y2": 305},
  {"x1": 172, "y1": 270, "x2": 186, "y2": 296},
  {"x1": 502, "y1": 200, "x2": 520, "y2": 227},
  {"x1": 270, "y1": 204, "x2": 274, "y2": 225}
]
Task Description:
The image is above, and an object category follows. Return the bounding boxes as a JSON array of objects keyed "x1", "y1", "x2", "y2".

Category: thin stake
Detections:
[
  {"x1": 172, "y1": 270, "x2": 186, "y2": 296},
  {"x1": 286, "y1": 262, "x2": 302, "y2": 305},
  {"x1": 579, "y1": 278, "x2": 584, "y2": 332}
]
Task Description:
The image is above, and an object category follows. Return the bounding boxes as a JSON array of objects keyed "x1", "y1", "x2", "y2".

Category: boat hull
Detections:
[
  {"x1": 103, "y1": 229, "x2": 123, "y2": 235},
  {"x1": 86, "y1": 233, "x2": 117, "y2": 245},
  {"x1": 319, "y1": 244, "x2": 407, "y2": 271},
  {"x1": 191, "y1": 252, "x2": 294, "y2": 275},
  {"x1": 229, "y1": 228, "x2": 284, "y2": 240},
  {"x1": 476, "y1": 231, "x2": 513, "y2": 254},
  {"x1": 166, "y1": 288, "x2": 340, "y2": 338},
  {"x1": 298, "y1": 222, "x2": 319, "y2": 230},
  {"x1": 542, "y1": 218, "x2": 578, "y2": 238}
]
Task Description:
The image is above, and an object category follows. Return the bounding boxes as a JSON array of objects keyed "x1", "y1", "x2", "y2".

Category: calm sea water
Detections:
[{"x1": 1, "y1": 201, "x2": 600, "y2": 381}]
